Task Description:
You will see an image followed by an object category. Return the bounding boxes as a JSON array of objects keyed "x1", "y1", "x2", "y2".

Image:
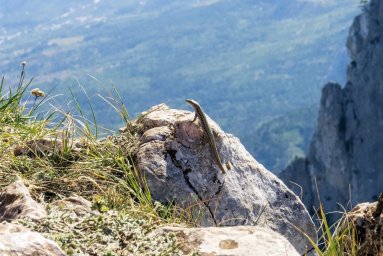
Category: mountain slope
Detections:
[{"x1": 0, "y1": 0, "x2": 360, "y2": 170}]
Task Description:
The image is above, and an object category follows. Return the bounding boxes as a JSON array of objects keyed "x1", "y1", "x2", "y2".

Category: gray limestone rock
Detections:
[
  {"x1": 280, "y1": 0, "x2": 383, "y2": 221},
  {"x1": 0, "y1": 180, "x2": 47, "y2": 221},
  {"x1": 134, "y1": 103, "x2": 316, "y2": 254},
  {"x1": 150, "y1": 226, "x2": 301, "y2": 256},
  {"x1": 0, "y1": 222, "x2": 67, "y2": 256}
]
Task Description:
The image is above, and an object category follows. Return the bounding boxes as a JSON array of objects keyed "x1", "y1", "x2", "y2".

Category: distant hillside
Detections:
[
  {"x1": 251, "y1": 104, "x2": 318, "y2": 171},
  {"x1": 0, "y1": 0, "x2": 360, "y2": 171}
]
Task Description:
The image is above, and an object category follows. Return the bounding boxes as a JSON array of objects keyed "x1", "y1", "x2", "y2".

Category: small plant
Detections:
[
  {"x1": 0, "y1": 63, "x2": 31, "y2": 120},
  {"x1": 300, "y1": 204, "x2": 359, "y2": 256}
]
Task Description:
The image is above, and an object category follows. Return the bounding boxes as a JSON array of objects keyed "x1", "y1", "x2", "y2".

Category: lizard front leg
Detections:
[{"x1": 192, "y1": 112, "x2": 198, "y2": 123}]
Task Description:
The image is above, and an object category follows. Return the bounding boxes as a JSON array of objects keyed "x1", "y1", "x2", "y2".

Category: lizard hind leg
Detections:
[{"x1": 225, "y1": 161, "x2": 232, "y2": 170}]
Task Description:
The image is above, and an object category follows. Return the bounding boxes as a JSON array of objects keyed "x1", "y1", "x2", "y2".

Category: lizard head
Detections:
[{"x1": 185, "y1": 99, "x2": 200, "y2": 108}]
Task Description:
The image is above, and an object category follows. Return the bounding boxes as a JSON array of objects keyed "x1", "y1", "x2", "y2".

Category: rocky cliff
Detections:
[{"x1": 280, "y1": 0, "x2": 383, "y2": 219}]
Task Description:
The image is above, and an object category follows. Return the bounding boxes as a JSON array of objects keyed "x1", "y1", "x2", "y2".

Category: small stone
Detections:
[
  {"x1": 50, "y1": 196, "x2": 92, "y2": 217},
  {"x1": 0, "y1": 222, "x2": 66, "y2": 256},
  {"x1": 0, "y1": 180, "x2": 46, "y2": 221}
]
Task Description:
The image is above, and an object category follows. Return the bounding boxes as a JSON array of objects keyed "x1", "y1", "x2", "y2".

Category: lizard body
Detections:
[{"x1": 185, "y1": 99, "x2": 226, "y2": 174}]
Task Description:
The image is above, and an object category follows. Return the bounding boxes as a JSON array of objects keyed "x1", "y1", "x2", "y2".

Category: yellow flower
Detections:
[{"x1": 31, "y1": 88, "x2": 45, "y2": 97}]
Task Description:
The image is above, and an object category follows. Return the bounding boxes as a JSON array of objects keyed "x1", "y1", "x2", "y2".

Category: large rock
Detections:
[
  {"x1": 0, "y1": 222, "x2": 66, "y2": 256},
  {"x1": 280, "y1": 0, "x2": 383, "y2": 221},
  {"x1": 0, "y1": 180, "x2": 47, "y2": 221},
  {"x1": 132, "y1": 104, "x2": 316, "y2": 254},
  {"x1": 151, "y1": 226, "x2": 301, "y2": 256}
]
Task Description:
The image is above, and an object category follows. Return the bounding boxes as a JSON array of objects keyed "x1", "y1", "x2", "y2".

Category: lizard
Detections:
[{"x1": 185, "y1": 99, "x2": 227, "y2": 174}]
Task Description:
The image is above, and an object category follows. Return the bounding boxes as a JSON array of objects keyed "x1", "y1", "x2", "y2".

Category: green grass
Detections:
[{"x1": 302, "y1": 205, "x2": 359, "y2": 256}]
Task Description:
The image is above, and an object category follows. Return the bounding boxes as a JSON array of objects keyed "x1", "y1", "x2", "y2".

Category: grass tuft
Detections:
[
  {"x1": 302, "y1": 204, "x2": 360, "y2": 256},
  {"x1": 0, "y1": 67, "x2": 189, "y2": 255}
]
